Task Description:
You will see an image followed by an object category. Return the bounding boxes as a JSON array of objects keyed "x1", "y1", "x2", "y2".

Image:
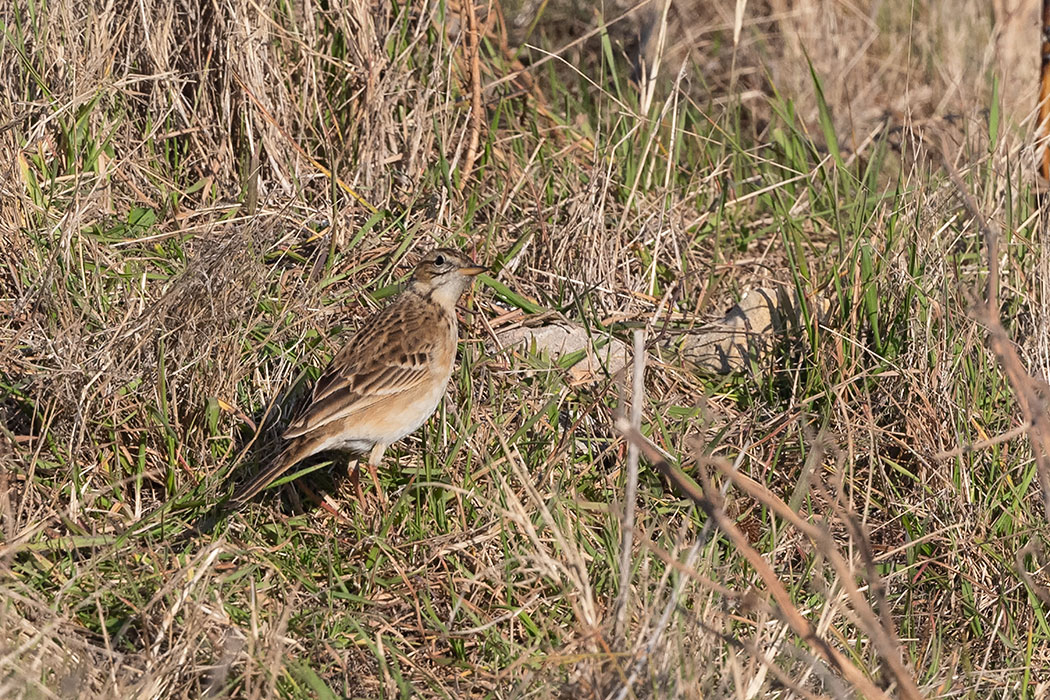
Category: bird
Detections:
[{"x1": 229, "y1": 248, "x2": 486, "y2": 508}]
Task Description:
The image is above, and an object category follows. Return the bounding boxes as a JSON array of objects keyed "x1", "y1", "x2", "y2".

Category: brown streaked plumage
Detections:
[{"x1": 230, "y1": 248, "x2": 485, "y2": 507}]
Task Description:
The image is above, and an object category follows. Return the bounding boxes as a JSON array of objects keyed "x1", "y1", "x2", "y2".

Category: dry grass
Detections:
[{"x1": 2, "y1": 0, "x2": 1050, "y2": 697}]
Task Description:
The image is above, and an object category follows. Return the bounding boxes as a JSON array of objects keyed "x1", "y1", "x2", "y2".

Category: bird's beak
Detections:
[{"x1": 461, "y1": 265, "x2": 487, "y2": 277}]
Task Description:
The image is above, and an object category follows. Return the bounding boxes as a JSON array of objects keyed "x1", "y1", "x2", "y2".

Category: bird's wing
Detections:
[{"x1": 282, "y1": 297, "x2": 447, "y2": 439}]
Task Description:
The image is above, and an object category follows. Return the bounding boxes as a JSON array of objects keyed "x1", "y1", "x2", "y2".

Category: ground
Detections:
[{"x1": 2, "y1": 0, "x2": 1049, "y2": 697}]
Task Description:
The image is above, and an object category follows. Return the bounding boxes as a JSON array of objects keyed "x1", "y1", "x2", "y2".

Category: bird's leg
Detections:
[
  {"x1": 367, "y1": 442, "x2": 387, "y2": 501},
  {"x1": 347, "y1": 458, "x2": 364, "y2": 504}
]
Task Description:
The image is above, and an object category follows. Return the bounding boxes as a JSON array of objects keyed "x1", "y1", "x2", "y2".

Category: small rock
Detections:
[
  {"x1": 678, "y1": 286, "x2": 826, "y2": 374},
  {"x1": 494, "y1": 321, "x2": 631, "y2": 384}
]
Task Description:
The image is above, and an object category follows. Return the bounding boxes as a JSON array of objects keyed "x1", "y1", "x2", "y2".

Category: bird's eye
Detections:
[{"x1": 433, "y1": 254, "x2": 446, "y2": 266}]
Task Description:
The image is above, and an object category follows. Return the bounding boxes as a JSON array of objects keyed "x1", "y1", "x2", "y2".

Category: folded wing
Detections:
[{"x1": 283, "y1": 303, "x2": 438, "y2": 439}]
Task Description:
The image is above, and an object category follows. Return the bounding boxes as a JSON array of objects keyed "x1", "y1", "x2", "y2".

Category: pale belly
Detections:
[{"x1": 385, "y1": 372, "x2": 451, "y2": 442}]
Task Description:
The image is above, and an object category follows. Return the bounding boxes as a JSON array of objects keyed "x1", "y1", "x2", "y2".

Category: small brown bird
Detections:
[{"x1": 230, "y1": 248, "x2": 486, "y2": 507}]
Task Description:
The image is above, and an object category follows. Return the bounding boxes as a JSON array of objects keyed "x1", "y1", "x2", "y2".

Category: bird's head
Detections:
[{"x1": 411, "y1": 248, "x2": 486, "y2": 305}]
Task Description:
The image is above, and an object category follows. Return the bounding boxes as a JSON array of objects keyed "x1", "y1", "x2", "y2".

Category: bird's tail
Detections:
[{"x1": 227, "y1": 440, "x2": 314, "y2": 508}]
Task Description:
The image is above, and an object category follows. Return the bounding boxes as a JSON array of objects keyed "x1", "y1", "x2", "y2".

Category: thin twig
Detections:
[
  {"x1": 940, "y1": 140, "x2": 1050, "y2": 522},
  {"x1": 613, "y1": 330, "x2": 646, "y2": 646},
  {"x1": 933, "y1": 423, "x2": 1029, "y2": 461},
  {"x1": 458, "y1": 0, "x2": 483, "y2": 192},
  {"x1": 610, "y1": 443, "x2": 748, "y2": 700},
  {"x1": 614, "y1": 421, "x2": 916, "y2": 700}
]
